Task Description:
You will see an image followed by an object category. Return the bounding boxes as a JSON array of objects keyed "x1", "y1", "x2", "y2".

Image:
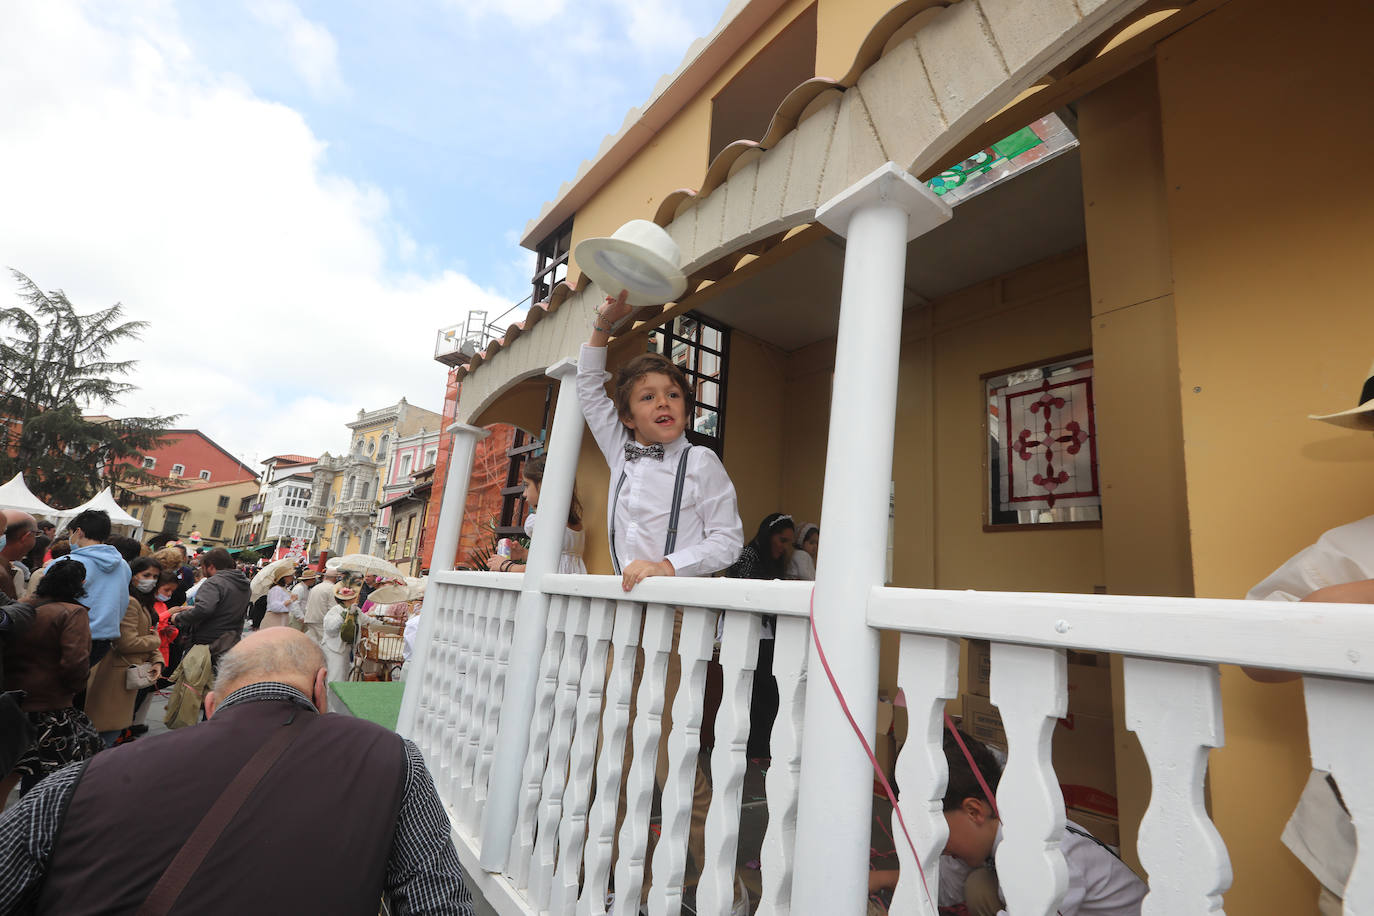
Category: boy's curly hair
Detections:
[{"x1": 613, "y1": 352, "x2": 694, "y2": 424}]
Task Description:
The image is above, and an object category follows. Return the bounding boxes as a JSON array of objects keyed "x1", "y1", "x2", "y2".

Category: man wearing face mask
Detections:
[
  {"x1": 0, "y1": 511, "x2": 37, "y2": 600},
  {"x1": 43, "y1": 510, "x2": 131, "y2": 672}
]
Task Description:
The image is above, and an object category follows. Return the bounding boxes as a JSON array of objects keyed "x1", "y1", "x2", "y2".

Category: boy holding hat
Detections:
[{"x1": 579, "y1": 289, "x2": 744, "y2": 906}]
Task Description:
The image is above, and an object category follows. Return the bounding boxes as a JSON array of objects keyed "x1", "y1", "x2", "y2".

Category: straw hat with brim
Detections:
[
  {"x1": 1310, "y1": 361, "x2": 1374, "y2": 430},
  {"x1": 333, "y1": 583, "x2": 359, "y2": 602},
  {"x1": 299, "y1": 569, "x2": 320, "y2": 582},
  {"x1": 574, "y1": 219, "x2": 688, "y2": 308},
  {"x1": 274, "y1": 568, "x2": 295, "y2": 583}
]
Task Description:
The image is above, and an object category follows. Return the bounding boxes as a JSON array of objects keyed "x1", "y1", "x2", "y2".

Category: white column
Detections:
[
  {"x1": 479, "y1": 357, "x2": 586, "y2": 870},
  {"x1": 428, "y1": 423, "x2": 492, "y2": 575},
  {"x1": 397, "y1": 422, "x2": 489, "y2": 740},
  {"x1": 792, "y1": 163, "x2": 951, "y2": 914}
]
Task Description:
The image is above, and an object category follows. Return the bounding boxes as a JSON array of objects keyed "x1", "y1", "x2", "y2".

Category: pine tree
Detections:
[{"x1": 0, "y1": 270, "x2": 178, "y2": 507}]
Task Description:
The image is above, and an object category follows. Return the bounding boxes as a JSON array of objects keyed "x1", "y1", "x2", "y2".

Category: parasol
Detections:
[
  {"x1": 250, "y1": 557, "x2": 298, "y2": 601},
  {"x1": 335, "y1": 553, "x2": 406, "y2": 580},
  {"x1": 367, "y1": 575, "x2": 426, "y2": 604}
]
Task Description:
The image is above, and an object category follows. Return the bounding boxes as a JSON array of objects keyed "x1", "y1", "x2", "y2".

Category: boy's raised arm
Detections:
[{"x1": 578, "y1": 291, "x2": 634, "y2": 462}]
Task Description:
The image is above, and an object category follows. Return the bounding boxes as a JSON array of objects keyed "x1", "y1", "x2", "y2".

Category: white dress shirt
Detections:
[
  {"x1": 1247, "y1": 514, "x2": 1372, "y2": 900},
  {"x1": 289, "y1": 582, "x2": 310, "y2": 621},
  {"x1": 1246, "y1": 514, "x2": 1374, "y2": 601},
  {"x1": 577, "y1": 344, "x2": 743, "y2": 577},
  {"x1": 939, "y1": 821, "x2": 1146, "y2": 915}
]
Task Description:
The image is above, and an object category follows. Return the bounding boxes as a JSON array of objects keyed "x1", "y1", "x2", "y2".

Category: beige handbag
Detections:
[{"x1": 125, "y1": 661, "x2": 158, "y2": 690}]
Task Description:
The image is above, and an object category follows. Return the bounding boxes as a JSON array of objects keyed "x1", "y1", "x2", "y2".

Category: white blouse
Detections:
[{"x1": 525, "y1": 512, "x2": 586, "y2": 575}]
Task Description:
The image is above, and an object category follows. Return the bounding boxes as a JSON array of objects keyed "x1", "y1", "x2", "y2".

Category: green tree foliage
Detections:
[{"x1": 0, "y1": 271, "x2": 178, "y2": 507}]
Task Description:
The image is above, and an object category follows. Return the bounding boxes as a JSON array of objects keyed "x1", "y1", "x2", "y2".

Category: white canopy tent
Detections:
[
  {"x1": 63, "y1": 488, "x2": 143, "y2": 539},
  {"x1": 0, "y1": 473, "x2": 66, "y2": 521}
]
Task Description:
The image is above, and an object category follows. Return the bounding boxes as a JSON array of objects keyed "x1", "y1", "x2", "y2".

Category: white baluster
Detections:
[
  {"x1": 581, "y1": 600, "x2": 644, "y2": 916},
  {"x1": 437, "y1": 597, "x2": 468, "y2": 809},
  {"x1": 473, "y1": 589, "x2": 519, "y2": 823},
  {"x1": 758, "y1": 616, "x2": 808, "y2": 916},
  {"x1": 890, "y1": 634, "x2": 959, "y2": 916},
  {"x1": 1305, "y1": 676, "x2": 1374, "y2": 912},
  {"x1": 437, "y1": 594, "x2": 466, "y2": 790},
  {"x1": 648, "y1": 606, "x2": 715, "y2": 916},
  {"x1": 530, "y1": 596, "x2": 591, "y2": 909},
  {"x1": 412, "y1": 586, "x2": 449, "y2": 760},
  {"x1": 990, "y1": 643, "x2": 1068, "y2": 915},
  {"x1": 463, "y1": 588, "x2": 505, "y2": 827},
  {"x1": 1123, "y1": 657, "x2": 1228, "y2": 915},
  {"x1": 699, "y1": 611, "x2": 761, "y2": 915},
  {"x1": 613, "y1": 603, "x2": 675, "y2": 916},
  {"x1": 509, "y1": 594, "x2": 568, "y2": 890},
  {"x1": 455, "y1": 588, "x2": 494, "y2": 828},
  {"x1": 552, "y1": 597, "x2": 617, "y2": 914}
]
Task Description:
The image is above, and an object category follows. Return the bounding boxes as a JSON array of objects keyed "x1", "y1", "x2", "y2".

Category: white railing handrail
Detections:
[
  {"x1": 431, "y1": 570, "x2": 525, "y2": 590},
  {"x1": 869, "y1": 585, "x2": 1374, "y2": 680},
  {"x1": 541, "y1": 572, "x2": 815, "y2": 617}
]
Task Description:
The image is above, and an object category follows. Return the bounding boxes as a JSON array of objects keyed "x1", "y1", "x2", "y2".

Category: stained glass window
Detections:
[
  {"x1": 985, "y1": 354, "x2": 1101, "y2": 527},
  {"x1": 927, "y1": 113, "x2": 1079, "y2": 205}
]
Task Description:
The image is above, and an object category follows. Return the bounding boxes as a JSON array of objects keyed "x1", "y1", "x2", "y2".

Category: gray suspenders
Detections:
[{"x1": 609, "y1": 445, "x2": 693, "y2": 575}]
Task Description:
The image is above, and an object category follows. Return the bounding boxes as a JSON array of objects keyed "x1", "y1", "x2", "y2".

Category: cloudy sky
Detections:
[{"x1": 0, "y1": 0, "x2": 730, "y2": 466}]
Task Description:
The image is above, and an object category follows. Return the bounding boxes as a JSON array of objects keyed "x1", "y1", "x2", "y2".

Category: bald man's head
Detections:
[
  {"x1": 207, "y1": 628, "x2": 328, "y2": 715},
  {"x1": 3, "y1": 510, "x2": 36, "y2": 560}
]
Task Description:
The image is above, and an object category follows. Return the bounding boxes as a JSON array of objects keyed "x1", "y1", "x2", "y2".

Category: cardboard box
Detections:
[
  {"x1": 1067, "y1": 662, "x2": 1113, "y2": 719},
  {"x1": 875, "y1": 697, "x2": 896, "y2": 781},
  {"x1": 1054, "y1": 712, "x2": 1118, "y2": 817},
  {"x1": 961, "y1": 693, "x2": 1007, "y2": 749},
  {"x1": 967, "y1": 639, "x2": 992, "y2": 698},
  {"x1": 1067, "y1": 808, "x2": 1121, "y2": 849}
]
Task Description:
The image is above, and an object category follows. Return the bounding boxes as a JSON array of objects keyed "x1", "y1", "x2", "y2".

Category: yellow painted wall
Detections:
[
  {"x1": 814, "y1": 0, "x2": 907, "y2": 78},
  {"x1": 777, "y1": 250, "x2": 1102, "y2": 690},
  {"x1": 139, "y1": 480, "x2": 260, "y2": 548},
  {"x1": 928, "y1": 252, "x2": 1103, "y2": 592},
  {"x1": 568, "y1": 0, "x2": 818, "y2": 272},
  {"x1": 1077, "y1": 59, "x2": 1195, "y2": 876},
  {"x1": 567, "y1": 0, "x2": 936, "y2": 267},
  {"x1": 1155, "y1": 0, "x2": 1374, "y2": 909}
]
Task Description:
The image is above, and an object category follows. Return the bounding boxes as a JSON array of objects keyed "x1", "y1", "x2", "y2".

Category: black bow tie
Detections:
[{"x1": 624, "y1": 441, "x2": 665, "y2": 461}]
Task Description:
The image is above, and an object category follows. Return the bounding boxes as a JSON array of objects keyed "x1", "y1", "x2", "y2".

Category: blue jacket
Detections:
[{"x1": 51, "y1": 545, "x2": 131, "y2": 640}]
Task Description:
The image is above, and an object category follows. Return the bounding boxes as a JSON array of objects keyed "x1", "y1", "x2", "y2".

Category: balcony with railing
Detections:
[
  {"x1": 401, "y1": 568, "x2": 1374, "y2": 915},
  {"x1": 336, "y1": 498, "x2": 376, "y2": 520}
]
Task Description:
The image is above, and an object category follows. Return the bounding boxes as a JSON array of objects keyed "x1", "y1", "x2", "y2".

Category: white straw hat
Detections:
[
  {"x1": 1310, "y1": 361, "x2": 1374, "y2": 430},
  {"x1": 574, "y1": 219, "x2": 688, "y2": 307}
]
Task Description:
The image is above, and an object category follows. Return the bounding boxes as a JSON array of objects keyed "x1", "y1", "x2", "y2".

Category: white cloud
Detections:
[
  {"x1": 246, "y1": 0, "x2": 347, "y2": 98},
  {"x1": 447, "y1": 0, "x2": 704, "y2": 55},
  {"x1": 0, "y1": 1, "x2": 510, "y2": 465},
  {"x1": 447, "y1": 0, "x2": 567, "y2": 29}
]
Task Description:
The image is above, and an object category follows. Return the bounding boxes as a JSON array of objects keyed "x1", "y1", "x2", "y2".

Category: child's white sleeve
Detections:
[{"x1": 577, "y1": 344, "x2": 625, "y2": 463}]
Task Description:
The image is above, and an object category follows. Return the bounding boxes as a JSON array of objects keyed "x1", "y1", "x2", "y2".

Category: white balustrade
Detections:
[
  {"x1": 1124, "y1": 657, "x2": 1228, "y2": 915},
  {"x1": 758, "y1": 615, "x2": 809, "y2": 916},
  {"x1": 698, "y1": 611, "x2": 760, "y2": 915},
  {"x1": 399, "y1": 567, "x2": 1374, "y2": 916},
  {"x1": 552, "y1": 597, "x2": 616, "y2": 914},
  {"x1": 613, "y1": 601, "x2": 676, "y2": 916},
  {"x1": 510, "y1": 594, "x2": 568, "y2": 890},
  {"x1": 580, "y1": 599, "x2": 643, "y2": 916},
  {"x1": 989, "y1": 643, "x2": 1069, "y2": 914},
  {"x1": 890, "y1": 633, "x2": 958, "y2": 916}
]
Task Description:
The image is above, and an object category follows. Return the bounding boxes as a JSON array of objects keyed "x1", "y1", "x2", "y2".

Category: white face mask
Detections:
[{"x1": 135, "y1": 578, "x2": 157, "y2": 593}]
